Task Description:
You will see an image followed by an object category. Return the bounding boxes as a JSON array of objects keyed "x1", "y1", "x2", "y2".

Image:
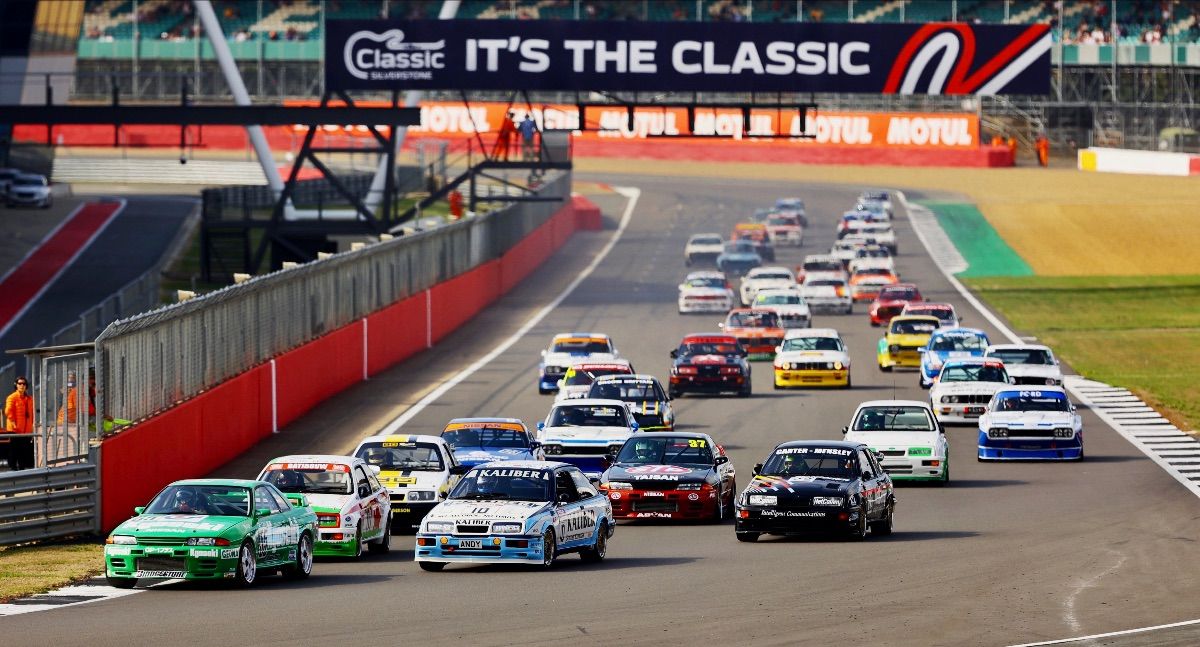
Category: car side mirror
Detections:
[
  {"x1": 369, "y1": 464, "x2": 381, "y2": 475},
  {"x1": 540, "y1": 349, "x2": 546, "y2": 357},
  {"x1": 588, "y1": 476, "x2": 602, "y2": 487},
  {"x1": 775, "y1": 345, "x2": 783, "y2": 354},
  {"x1": 605, "y1": 452, "x2": 617, "y2": 466},
  {"x1": 717, "y1": 322, "x2": 725, "y2": 329},
  {"x1": 556, "y1": 379, "x2": 565, "y2": 387},
  {"x1": 557, "y1": 492, "x2": 572, "y2": 504},
  {"x1": 714, "y1": 455, "x2": 729, "y2": 466},
  {"x1": 630, "y1": 421, "x2": 639, "y2": 432},
  {"x1": 449, "y1": 465, "x2": 470, "y2": 476},
  {"x1": 255, "y1": 508, "x2": 273, "y2": 518},
  {"x1": 358, "y1": 484, "x2": 371, "y2": 498},
  {"x1": 537, "y1": 421, "x2": 545, "y2": 431},
  {"x1": 939, "y1": 424, "x2": 946, "y2": 434},
  {"x1": 1009, "y1": 377, "x2": 1017, "y2": 384},
  {"x1": 287, "y1": 493, "x2": 310, "y2": 508},
  {"x1": 529, "y1": 441, "x2": 541, "y2": 450},
  {"x1": 862, "y1": 471, "x2": 873, "y2": 481},
  {"x1": 133, "y1": 506, "x2": 145, "y2": 516},
  {"x1": 752, "y1": 463, "x2": 762, "y2": 475},
  {"x1": 669, "y1": 348, "x2": 678, "y2": 358},
  {"x1": 841, "y1": 425, "x2": 849, "y2": 435}
]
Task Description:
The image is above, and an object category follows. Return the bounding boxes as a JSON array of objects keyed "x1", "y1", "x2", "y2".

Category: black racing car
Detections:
[
  {"x1": 586, "y1": 374, "x2": 675, "y2": 431},
  {"x1": 734, "y1": 440, "x2": 895, "y2": 542},
  {"x1": 668, "y1": 334, "x2": 751, "y2": 398}
]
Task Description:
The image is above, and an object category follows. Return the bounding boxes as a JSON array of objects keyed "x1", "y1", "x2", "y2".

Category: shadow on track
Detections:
[
  {"x1": 752, "y1": 530, "x2": 978, "y2": 543},
  {"x1": 899, "y1": 479, "x2": 1027, "y2": 488},
  {"x1": 146, "y1": 573, "x2": 399, "y2": 592},
  {"x1": 433, "y1": 555, "x2": 699, "y2": 573}
]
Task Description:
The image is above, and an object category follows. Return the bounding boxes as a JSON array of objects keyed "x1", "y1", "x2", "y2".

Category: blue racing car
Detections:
[
  {"x1": 919, "y1": 327, "x2": 990, "y2": 388},
  {"x1": 440, "y1": 418, "x2": 544, "y2": 468},
  {"x1": 415, "y1": 461, "x2": 615, "y2": 570},
  {"x1": 977, "y1": 387, "x2": 1083, "y2": 461}
]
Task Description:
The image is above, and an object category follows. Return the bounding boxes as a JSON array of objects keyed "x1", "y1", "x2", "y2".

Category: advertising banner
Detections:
[
  {"x1": 325, "y1": 20, "x2": 1051, "y2": 95},
  {"x1": 286, "y1": 101, "x2": 981, "y2": 149}
]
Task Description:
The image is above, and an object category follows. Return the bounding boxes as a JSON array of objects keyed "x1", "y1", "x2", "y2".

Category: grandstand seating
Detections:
[{"x1": 77, "y1": 0, "x2": 1200, "y2": 47}]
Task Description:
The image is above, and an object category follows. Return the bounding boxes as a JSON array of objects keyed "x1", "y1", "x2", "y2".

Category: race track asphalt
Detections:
[{"x1": 5, "y1": 175, "x2": 1200, "y2": 647}]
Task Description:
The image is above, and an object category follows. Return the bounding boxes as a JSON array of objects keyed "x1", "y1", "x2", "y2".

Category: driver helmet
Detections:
[
  {"x1": 173, "y1": 488, "x2": 197, "y2": 511},
  {"x1": 632, "y1": 439, "x2": 657, "y2": 462},
  {"x1": 274, "y1": 469, "x2": 303, "y2": 490},
  {"x1": 860, "y1": 409, "x2": 883, "y2": 430},
  {"x1": 362, "y1": 447, "x2": 389, "y2": 466}
]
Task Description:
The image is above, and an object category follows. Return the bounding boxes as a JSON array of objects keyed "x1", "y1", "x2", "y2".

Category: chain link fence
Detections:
[{"x1": 95, "y1": 171, "x2": 570, "y2": 429}]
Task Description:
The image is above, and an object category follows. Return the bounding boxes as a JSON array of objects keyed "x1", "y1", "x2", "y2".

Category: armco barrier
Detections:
[
  {"x1": 1078, "y1": 147, "x2": 1200, "y2": 176},
  {"x1": 100, "y1": 190, "x2": 598, "y2": 532}
]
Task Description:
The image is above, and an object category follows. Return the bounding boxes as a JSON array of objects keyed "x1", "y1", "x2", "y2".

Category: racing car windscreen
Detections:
[
  {"x1": 552, "y1": 339, "x2": 612, "y2": 354},
  {"x1": 449, "y1": 467, "x2": 553, "y2": 502},
  {"x1": 753, "y1": 272, "x2": 793, "y2": 281},
  {"x1": 929, "y1": 332, "x2": 989, "y2": 352},
  {"x1": 891, "y1": 320, "x2": 937, "y2": 335},
  {"x1": 690, "y1": 235, "x2": 722, "y2": 245},
  {"x1": 880, "y1": 287, "x2": 919, "y2": 301},
  {"x1": 761, "y1": 447, "x2": 857, "y2": 479},
  {"x1": 989, "y1": 349, "x2": 1053, "y2": 365},
  {"x1": 767, "y1": 217, "x2": 796, "y2": 227},
  {"x1": 728, "y1": 311, "x2": 781, "y2": 328},
  {"x1": 617, "y1": 436, "x2": 714, "y2": 467},
  {"x1": 685, "y1": 277, "x2": 726, "y2": 288},
  {"x1": 724, "y1": 242, "x2": 758, "y2": 254},
  {"x1": 443, "y1": 427, "x2": 531, "y2": 449},
  {"x1": 780, "y1": 336, "x2": 843, "y2": 352},
  {"x1": 852, "y1": 406, "x2": 937, "y2": 432},
  {"x1": 993, "y1": 390, "x2": 1071, "y2": 412},
  {"x1": 756, "y1": 294, "x2": 803, "y2": 305},
  {"x1": 562, "y1": 366, "x2": 631, "y2": 386},
  {"x1": 939, "y1": 365, "x2": 1008, "y2": 383},
  {"x1": 145, "y1": 485, "x2": 252, "y2": 516},
  {"x1": 589, "y1": 381, "x2": 659, "y2": 402},
  {"x1": 679, "y1": 341, "x2": 742, "y2": 356},
  {"x1": 357, "y1": 442, "x2": 445, "y2": 471},
  {"x1": 261, "y1": 465, "x2": 353, "y2": 495},
  {"x1": 550, "y1": 405, "x2": 627, "y2": 427}
]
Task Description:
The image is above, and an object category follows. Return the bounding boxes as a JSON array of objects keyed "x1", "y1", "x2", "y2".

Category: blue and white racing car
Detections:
[
  {"x1": 415, "y1": 461, "x2": 615, "y2": 570},
  {"x1": 919, "y1": 327, "x2": 990, "y2": 388},
  {"x1": 977, "y1": 387, "x2": 1083, "y2": 461},
  {"x1": 537, "y1": 333, "x2": 619, "y2": 394}
]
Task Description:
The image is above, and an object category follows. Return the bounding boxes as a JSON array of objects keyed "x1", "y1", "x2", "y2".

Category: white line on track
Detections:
[{"x1": 376, "y1": 186, "x2": 641, "y2": 435}]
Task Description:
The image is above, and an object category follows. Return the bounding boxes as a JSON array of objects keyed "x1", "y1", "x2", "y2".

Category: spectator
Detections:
[
  {"x1": 57, "y1": 371, "x2": 78, "y2": 425},
  {"x1": 4, "y1": 376, "x2": 34, "y2": 471},
  {"x1": 519, "y1": 114, "x2": 537, "y2": 160},
  {"x1": 491, "y1": 111, "x2": 517, "y2": 161}
]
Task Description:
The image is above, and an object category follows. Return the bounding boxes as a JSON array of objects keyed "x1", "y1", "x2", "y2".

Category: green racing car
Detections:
[{"x1": 104, "y1": 479, "x2": 319, "y2": 588}]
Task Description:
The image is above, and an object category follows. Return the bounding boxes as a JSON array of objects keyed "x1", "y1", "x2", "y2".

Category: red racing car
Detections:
[
  {"x1": 869, "y1": 283, "x2": 924, "y2": 327},
  {"x1": 600, "y1": 432, "x2": 737, "y2": 521}
]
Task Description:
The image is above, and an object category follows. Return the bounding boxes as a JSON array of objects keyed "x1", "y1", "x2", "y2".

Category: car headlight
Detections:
[
  {"x1": 491, "y1": 522, "x2": 522, "y2": 534},
  {"x1": 425, "y1": 521, "x2": 453, "y2": 534},
  {"x1": 1054, "y1": 427, "x2": 1074, "y2": 438},
  {"x1": 833, "y1": 361, "x2": 844, "y2": 370},
  {"x1": 889, "y1": 344, "x2": 900, "y2": 352},
  {"x1": 185, "y1": 537, "x2": 231, "y2": 546},
  {"x1": 107, "y1": 535, "x2": 136, "y2": 545},
  {"x1": 747, "y1": 495, "x2": 777, "y2": 506},
  {"x1": 940, "y1": 395, "x2": 954, "y2": 403},
  {"x1": 988, "y1": 428, "x2": 1008, "y2": 439},
  {"x1": 542, "y1": 444, "x2": 562, "y2": 455},
  {"x1": 605, "y1": 481, "x2": 632, "y2": 490},
  {"x1": 407, "y1": 491, "x2": 435, "y2": 502},
  {"x1": 1046, "y1": 378, "x2": 1058, "y2": 386},
  {"x1": 543, "y1": 366, "x2": 564, "y2": 375},
  {"x1": 811, "y1": 496, "x2": 843, "y2": 506}
]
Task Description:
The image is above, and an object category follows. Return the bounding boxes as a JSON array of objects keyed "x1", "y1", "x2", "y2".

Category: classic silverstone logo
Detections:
[
  {"x1": 884, "y1": 23, "x2": 1052, "y2": 95},
  {"x1": 343, "y1": 29, "x2": 446, "y2": 81}
]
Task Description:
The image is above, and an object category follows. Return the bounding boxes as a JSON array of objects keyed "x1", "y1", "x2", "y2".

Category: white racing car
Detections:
[
  {"x1": 801, "y1": 272, "x2": 853, "y2": 314},
  {"x1": 739, "y1": 266, "x2": 796, "y2": 306},
  {"x1": 843, "y1": 400, "x2": 949, "y2": 484},
  {"x1": 764, "y1": 212, "x2": 804, "y2": 246},
  {"x1": 978, "y1": 387, "x2": 1082, "y2": 461},
  {"x1": 537, "y1": 333, "x2": 619, "y2": 394},
  {"x1": 753, "y1": 288, "x2": 811, "y2": 329},
  {"x1": 984, "y1": 343, "x2": 1063, "y2": 386},
  {"x1": 685, "y1": 233, "x2": 725, "y2": 266},
  {"x1": 537, "y1": 399, "x2": 640, "y2": 478},
  {"x1": 929, "y1": 358, "x2": 1013, "y2": 424},
  {"x1": 848, "y1": 245, "x2": 895, "y2": 274},
  {"x1": 849, "y1": 224, "x2": 897, "y2": 254},
  {"x1": 678, "y1": 271, "x2": 735, "y2": 314},
  {"x1": 353, "y1": 434, "x2": 469, "y2": 532},
  {"x1": 257, "y1": 455, "x2": 392, "y2": 557}
]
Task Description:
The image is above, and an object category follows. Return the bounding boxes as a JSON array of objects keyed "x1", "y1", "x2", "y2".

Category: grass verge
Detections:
[
  {"x1": 0, "y1": 541, "x2": 104, "y2": 602},
  {"x1": 963, "y1": 275, "x2": 1200, "y2": 430}
]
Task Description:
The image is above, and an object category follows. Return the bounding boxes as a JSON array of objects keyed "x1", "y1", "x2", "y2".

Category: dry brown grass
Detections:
[
  {"x1": 0, "y1": 542, "x2": 104, "y2": 602},
  {"x1": 574, "y1": 158, "x2": 1200, "y2": 275}
]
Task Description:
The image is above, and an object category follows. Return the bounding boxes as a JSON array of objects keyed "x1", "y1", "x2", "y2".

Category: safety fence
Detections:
[
  {"x1": 200, "y1": 167, "x2": 424, "y2": 220},
  {"x1": 0, "y1": 459, "x2": 99, "y2": 546},
  {"x1": 95, "y1": 171, "x2": 570, "y2": 428}
]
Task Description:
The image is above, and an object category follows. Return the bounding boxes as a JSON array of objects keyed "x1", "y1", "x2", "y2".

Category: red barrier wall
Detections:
[
  {"x1": 365, "y1": 293, "x2": 429, "y2": 377},
  {"x1": 573, "y1": 195, "x2": 603, "y2": 231},
  {"x1": 428, "y1": 260, "x2": 501, "y2": 345},
  {"x1": 100, "y1": 365, "x2": 271, "y2": 531},
  {"x1": 100, "y1": 196, "x2": 593, "y2": 531},
  {"x1": 274, "y1": 323, "x2": 364, "y2": 428}
]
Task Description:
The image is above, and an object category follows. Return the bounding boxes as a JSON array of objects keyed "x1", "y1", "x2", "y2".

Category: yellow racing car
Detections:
[{"x1": 876, "y1": 315, "x2": 940, "y2": 372}]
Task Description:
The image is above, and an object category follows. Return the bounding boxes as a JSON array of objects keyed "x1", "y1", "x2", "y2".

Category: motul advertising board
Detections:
[
  {"x1": 325, "y1": 20, "x2": 1051, "y2": 95},
  {"x1": 288, "y1": 101, "x2": 981, "y2": 149}
]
